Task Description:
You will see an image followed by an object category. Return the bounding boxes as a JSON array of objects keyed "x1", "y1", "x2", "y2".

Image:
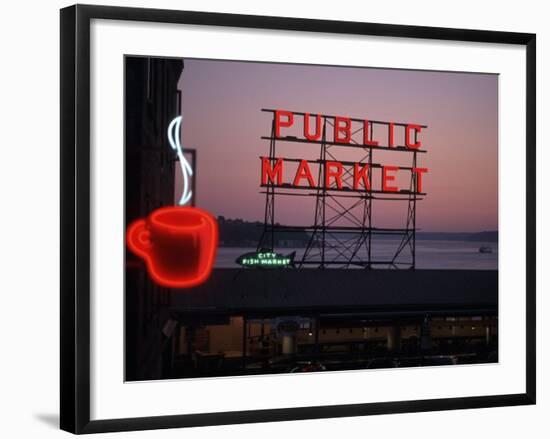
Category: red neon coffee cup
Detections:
[{"x1": 127, "y1": 206, "x2": 218, "y2": 288}]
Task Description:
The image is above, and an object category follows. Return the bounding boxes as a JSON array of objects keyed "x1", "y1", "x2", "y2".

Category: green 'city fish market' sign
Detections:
[{"x1": 236, "y1": 250, "x2": 296, "y2": 268}]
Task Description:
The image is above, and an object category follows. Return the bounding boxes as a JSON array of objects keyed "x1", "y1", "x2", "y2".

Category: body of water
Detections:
[{"x1": 215, "y1": 239, "x2": 498, "y2": 270}]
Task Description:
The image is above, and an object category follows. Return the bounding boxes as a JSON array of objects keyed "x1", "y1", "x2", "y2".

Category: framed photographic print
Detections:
[{"x1": 60, "y1": 4, "x2": 536, "y2": 434}]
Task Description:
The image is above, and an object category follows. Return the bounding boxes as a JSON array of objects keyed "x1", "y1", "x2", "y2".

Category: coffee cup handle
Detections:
[{"x1": 127, "y1": 219, "x2": 152, "y2": 258}]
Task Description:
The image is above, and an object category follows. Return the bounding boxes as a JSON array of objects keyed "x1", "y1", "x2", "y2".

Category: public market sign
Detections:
[{"x1": 260, "y1": 109, "x2": 429, "y2": 194}]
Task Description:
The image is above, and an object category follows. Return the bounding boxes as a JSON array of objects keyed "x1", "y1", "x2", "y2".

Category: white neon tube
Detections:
[{"x1": 167, "y1": 115, "x2": 194, "y2": 206}]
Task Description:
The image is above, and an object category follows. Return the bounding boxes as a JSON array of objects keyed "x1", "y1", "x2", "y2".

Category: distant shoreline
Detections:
[
  {"x1": 216, "y1": 217, "x2": 498, "y2": 246},
  {"x1": 218, "y1": 234, "x2": 498, "y2": 248},
  {"x1": 415, "y1": 231, "x2": 497, "y2": 242}
]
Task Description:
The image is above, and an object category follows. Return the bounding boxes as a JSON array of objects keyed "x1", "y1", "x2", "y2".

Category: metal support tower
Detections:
[{"x1": 258, "y1": 109, "x2": 426, "y2": 269}]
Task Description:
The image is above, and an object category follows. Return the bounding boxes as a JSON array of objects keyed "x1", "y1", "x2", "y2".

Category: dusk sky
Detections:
[{"x1": 177, "y1": 59, "x2": 498, "y2": 233}]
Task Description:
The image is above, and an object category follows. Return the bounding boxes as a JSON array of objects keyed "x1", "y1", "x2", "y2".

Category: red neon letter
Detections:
[
  {"x1": 405, "y1": 124, "x2": 422, "y2": 149},
  {"x1": 275, "y1": 110, "x2": 294, "y2": 138},
  {"x1": 363, "y1": 120, "x2": 379, "y2": 146},
  {"x1": 304, "y1": 113, "x2": 322, "y2": 141},
  {"x1": 325, "y1": 161, "x2": 343, "y2": 189},
  {"x1": 293, "y1": 160, "x2": 316, "y2": 187},
  {"x1": 412, "y1": 167, "x2": 428, "y2": 193},
  {"x1": 353, "y1": 163, "x2": 371, "y2": 191},
  {"x1": 388, "y1": 122, "x2": 395, "y2": 148},
  {"x1": 382, "y1": 166, "x2": 399, "y2": 192},
  {"x1": 261, "y1": 157, "x2": 283, "y2": 185},
  {"x1": 334, "y1": 117, "x2": 351, "y2": 144}
]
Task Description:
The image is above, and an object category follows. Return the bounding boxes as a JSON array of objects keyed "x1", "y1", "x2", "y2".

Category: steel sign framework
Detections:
[{"x1": 257, "y1": 109, "x2": 428, "y2": 269}]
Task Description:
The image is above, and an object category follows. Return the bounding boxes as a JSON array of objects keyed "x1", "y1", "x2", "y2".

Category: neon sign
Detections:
[
  {"x1": 127, "y1": 116, "x2": 218, "y2": 289},
  {"x1": 274, "y1": 110, "x2": 423, "y2": 149},
  {"x1": 236, "y1": 250, "x2": 296, "y2": 268},
  {"x1": 127, "y1": 206, "x2": 218, "y2": 288},
  {"x1": 262, "y1": 109, "x2": 429, "y2": 194},
  {"x1": 261, "y1": 158, "x2": 428, "y2": 193}
]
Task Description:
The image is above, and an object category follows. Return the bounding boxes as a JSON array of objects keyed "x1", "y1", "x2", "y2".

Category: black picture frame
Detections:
[{"x1": 60, "y1": 4, "x2": 536, "y2": 434}]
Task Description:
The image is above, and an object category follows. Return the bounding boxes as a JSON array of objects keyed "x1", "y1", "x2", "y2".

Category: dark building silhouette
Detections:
[{"x1": 125, "y1": 56, "x2": 183, "y2": 380}]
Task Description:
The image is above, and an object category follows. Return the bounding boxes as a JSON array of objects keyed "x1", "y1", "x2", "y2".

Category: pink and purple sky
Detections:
[{"x1": 177, "y1": 59, "x2": 498, "y2": 233}]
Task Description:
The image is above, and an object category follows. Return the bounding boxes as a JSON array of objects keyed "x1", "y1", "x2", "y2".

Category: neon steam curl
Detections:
[{"x1": 167, "y1": 116, "x2": 193, "y2": 206}]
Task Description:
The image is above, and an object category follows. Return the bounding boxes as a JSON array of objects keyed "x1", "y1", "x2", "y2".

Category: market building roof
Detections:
[{"x1": 169, "y1": 269, "x2": 497, "y2": 317}]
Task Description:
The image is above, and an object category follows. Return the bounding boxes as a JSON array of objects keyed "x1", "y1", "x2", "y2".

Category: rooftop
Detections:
[{"x1": 169, "y1": 269, "x2": 498, "y2": 318}]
